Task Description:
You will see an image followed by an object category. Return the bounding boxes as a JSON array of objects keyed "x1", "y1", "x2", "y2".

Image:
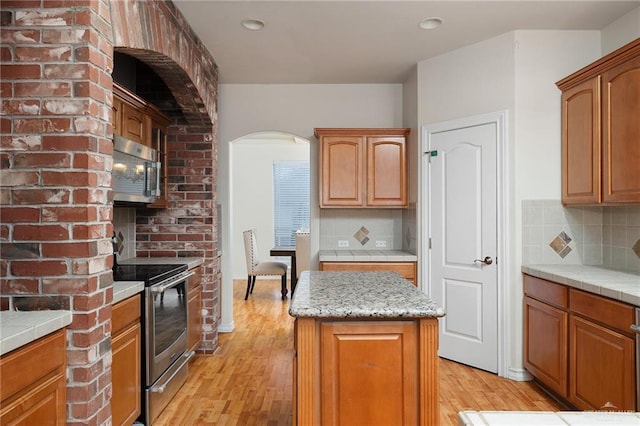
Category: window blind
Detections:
[{"x1": 273, "y1": 161, "x2": 310, "y2": 247}]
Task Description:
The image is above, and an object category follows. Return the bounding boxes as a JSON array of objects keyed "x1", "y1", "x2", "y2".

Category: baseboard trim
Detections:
[
  {"x1": 507, "y1": 367, "x2": 532, "y2": 382},
  {"x1": 217, "y1": 321, "x2": 235, "y2": 333}
]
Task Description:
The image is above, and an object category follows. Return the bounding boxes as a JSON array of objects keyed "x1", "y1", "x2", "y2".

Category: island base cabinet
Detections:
[
  {"x1": 569, "y1": 315, "x2": 635, "y2": 411},
  {"x1": 0, "y1": 329, "x2": 66, "y2": 425},
  {"x1": 294, "y1": 317, "x2": 439, "y2": 426}
]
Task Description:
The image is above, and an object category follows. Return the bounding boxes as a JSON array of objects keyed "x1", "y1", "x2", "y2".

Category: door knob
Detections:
[{"x1": 474, "y1": 256, "x2": 493, "y2": 265}]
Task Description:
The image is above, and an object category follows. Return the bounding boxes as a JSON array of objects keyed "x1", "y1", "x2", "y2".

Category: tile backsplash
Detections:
[
  {"x1": 112, "y1": 207, "x2": 136, "y2": 261},
  {"x1": 522, "y1": 200, "x2": 640, "y2": 273},
  {"x1": 319, "y1": 209, "x2": 403, "y2": 250}
]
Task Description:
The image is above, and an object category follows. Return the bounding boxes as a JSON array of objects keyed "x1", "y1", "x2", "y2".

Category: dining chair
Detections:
[
  {"x1": 242, "y1": 229, "x2": 288, "y2": 300},
  {"x1": 294, "y1": 230, "x2": 310, "y2": 294}
]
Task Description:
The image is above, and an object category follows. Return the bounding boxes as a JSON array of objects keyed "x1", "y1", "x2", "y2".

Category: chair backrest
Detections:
[
  {"x1": 243, "y1": 229, "x2": 260, "y2": 274},
  {"x1": 295, "y1": 230, "x2": 310, "y2": 278}
]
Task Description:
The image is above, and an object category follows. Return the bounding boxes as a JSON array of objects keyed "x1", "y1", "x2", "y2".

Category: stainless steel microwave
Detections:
[{"x1": 112, "y1": 135, "x2": 160, "y2": 204}]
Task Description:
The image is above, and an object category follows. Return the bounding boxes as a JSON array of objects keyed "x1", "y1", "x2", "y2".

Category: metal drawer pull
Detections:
[{"x1": 150, "y1": 351, "x2": 195, "y2": 393}]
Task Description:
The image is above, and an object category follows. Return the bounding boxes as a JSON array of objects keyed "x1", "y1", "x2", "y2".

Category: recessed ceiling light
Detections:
[
  {"x1": 419, "y1": 17, "x2": 443, "y2": 30},
  {"x1": 241, "y1": 19, "x2": 265, "y2": 31}
]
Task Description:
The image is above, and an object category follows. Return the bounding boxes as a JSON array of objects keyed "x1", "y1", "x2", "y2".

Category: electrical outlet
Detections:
[
  {"x1": 375, "y1": 240, "x2": 386, "y2": 248},
  {"x1": 338, "y1": 240, "x2": 349, "y2": 248}
]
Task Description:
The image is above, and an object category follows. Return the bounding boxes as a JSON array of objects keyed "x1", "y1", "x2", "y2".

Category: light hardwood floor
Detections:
[{"x1": 154, "y1": 279, "x2": 562, "y2": 425}]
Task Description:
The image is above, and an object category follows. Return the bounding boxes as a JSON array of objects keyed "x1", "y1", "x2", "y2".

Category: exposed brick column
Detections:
[
  {"x1": 136, "y1": 126, "x2": 219, "y2": 352},
  {"x1": 0, "y1": 1, "x2": 114, "y2": 424}
]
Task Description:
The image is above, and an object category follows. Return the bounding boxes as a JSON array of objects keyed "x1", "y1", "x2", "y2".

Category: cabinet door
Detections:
[
  {"x1": 569, "y1": 315, "x2": 635, "y2": 411},
  {"x1": 0, "y1": 371, "x2": 66, "y2": 425},
  {"x1": 113, "y1": 96, "x2": 122, "y2": 136},
  {"x1": 188, "y1": 266, "x2": 203, "y2": 354},
  {"x1": 320, "y1": 136, "x2": 364, "y2": 207},
  {"x1": 366, "y1": 136, "x2": 407, "y2": 206},
  {"x1": 122, "y1": 102, "x2": 146, "y2": 145},
  {"x1": 602, "y1": 54, "x2": 640, "y2": 203},
  {"x1": 523, "y1": 296, "x2": 568, "y2": 398},
  {"x1": 320, "y1": 321, "x2": 417, "y2": 426},
  {"x1": 561, "y1": 77, "x2": 601, "y2": 204},
  {"x1": 112, "y1": 321, "x2": 142, "y2": 426}
]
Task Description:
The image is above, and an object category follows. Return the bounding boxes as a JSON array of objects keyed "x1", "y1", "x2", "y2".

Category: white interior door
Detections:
[{"x1": 427, "y1": 120, "x2": 498, "y2": 373}]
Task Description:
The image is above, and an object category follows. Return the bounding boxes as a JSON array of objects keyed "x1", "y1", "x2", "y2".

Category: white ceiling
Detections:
[{"x1": 173, "y1": 0, "x2": 639, "y2": 84}]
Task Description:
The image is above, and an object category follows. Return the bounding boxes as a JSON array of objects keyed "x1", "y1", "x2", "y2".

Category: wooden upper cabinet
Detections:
[
  {"x1": 320, "y1": 135, "x2": 365, "y2": 207},
  {"x1": 367, "y1": 137, "x2": 406, "y2": 206},
  {"x1": 122, "y1": 102, "x2": 147, "y2": 145},
  {"x1": 602, "y1": 53, "x2": 640, "y2": 203},
  {"x1": 561, "y1": 77, "x2": 601, "y2": 204},
  {"x1": 316, "y1": 128, "x2": 410, "y2": 208},
  {"x1": 557, "y1": 37, "x2": 640, "y2": 205}
]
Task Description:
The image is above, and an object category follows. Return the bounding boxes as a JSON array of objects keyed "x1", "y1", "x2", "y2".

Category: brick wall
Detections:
[
  {"x1": 1, "y1": 0, "x2": 218, "y2": 424},
  {"x1": 1, "y1": 1, "x2": 115, "y2": 424}
]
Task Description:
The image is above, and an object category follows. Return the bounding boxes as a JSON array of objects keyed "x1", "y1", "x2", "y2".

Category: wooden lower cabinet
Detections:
[
  {"x1": 0, "y1": 329, "x2": 67, "y2": 425},
  {"x1": 523, "y1": 296, "x2": 568, "y2": 398},
  {"x1": 569, "y1": 315, "x2": 635, "y2": 411},
  {"x1": 188, "y1": 266, "x2": 203, "y2": 354},
  {"x1": 320, "y1": 261, "x2": 417, "y2": 286},
  {"x1": 112, "y1": 294, "x2": 142, "y2": 426},
  {"x1": 524, "y1": 274, "x2": 637, "y2": 411},
  {"x1": 294, "y1": 317, "x2": 439, "y2": 426}
]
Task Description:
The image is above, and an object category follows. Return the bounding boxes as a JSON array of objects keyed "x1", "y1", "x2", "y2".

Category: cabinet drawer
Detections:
[
  {"x1": 0, "y1": 329, "x2": 65, "y2": 402},
  {"x1": 112, "y1": 294, "x2": 141, "y2": 335},
  {"x1": 523, "y1": 274, "x2": 568, "y2": 308},
  {"x1": 569, "y1": 289, "x2": 634, "y2": 334}
]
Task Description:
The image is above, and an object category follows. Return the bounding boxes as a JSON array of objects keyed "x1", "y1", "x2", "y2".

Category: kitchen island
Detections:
[{"x1": 289, "y1": 271, "x2": 445, "y2": 426}]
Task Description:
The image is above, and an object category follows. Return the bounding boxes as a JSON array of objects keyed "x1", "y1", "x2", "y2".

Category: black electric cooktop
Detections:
[{"x1": 113, "y1": 263, "x2": 188, "y2": 286}]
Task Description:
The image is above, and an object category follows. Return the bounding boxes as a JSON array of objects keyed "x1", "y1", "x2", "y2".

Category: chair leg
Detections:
[
  {"x1": 245, "y1": 275, "x2": 252, "y2": 300},
  {"x1": 281, "y1": 274, "x2": 287, "y2": 300},
  {"x1": 250, "y1": 276, "x2": 256, "y2": 294}
]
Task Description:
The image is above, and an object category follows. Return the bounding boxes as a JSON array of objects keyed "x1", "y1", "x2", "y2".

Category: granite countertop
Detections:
[
  {"x1": 113, "y1": 281, "x2": 144, "y2": 304},
  {"x1": 289, "y1": 271, "x2": 444, "y2": 319},
  {"x1": 522, "y1": 264, "x2": 640, "y2": 306},
  {"x1": 319, "y1": 249, "x2": 417, "y2": 262},
  {"x1": 459, "y1": 410, "x2": 640, "y2": 425},
  {"x1": 0, "y1": 310, "x2": 72, "y2": 356}
]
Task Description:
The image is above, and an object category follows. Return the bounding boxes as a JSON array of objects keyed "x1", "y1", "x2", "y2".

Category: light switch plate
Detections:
[{"x1": 338, "y1": 240, "x2": 349, "y2": 248}]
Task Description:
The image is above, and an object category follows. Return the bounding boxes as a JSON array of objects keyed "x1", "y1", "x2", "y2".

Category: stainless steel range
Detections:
[{"x1": 114, "y1": 263, "x2": 194, "y2": 425}]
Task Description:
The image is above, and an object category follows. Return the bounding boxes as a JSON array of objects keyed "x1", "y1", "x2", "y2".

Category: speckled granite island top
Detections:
[{"x1": 289, "y1": 271, "x2": 445, "y2": 318}]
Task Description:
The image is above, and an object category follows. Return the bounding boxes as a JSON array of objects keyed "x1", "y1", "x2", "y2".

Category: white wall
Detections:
[
  {"x1": 217, "y1": 84, "x2": 403, "y2": 331},
  {"x1": 231, "y1": 138, "x2": 309, "y2": 278},
  {"x1": 415, "y1": 30, "x2": 605, "y2": 379},
  {"x1": 602, "y1": 6, "x2": 640, "y2": 55}
]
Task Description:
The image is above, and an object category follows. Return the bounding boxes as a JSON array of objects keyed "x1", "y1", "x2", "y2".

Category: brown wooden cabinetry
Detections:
[
  {"x1": 315, "y1": 128, "x2": 409, "y2": 208},
  {"x1": 113, "y1": 82, "x2": 171, "y2": 207},
  {"x1": 294, "y1": 317, "x2": 439, "y2": 426},
  {"x1": 0, "y1": 329, "x2": 67, "y2": 425},
  {"x1": 524, "y1": 274, "x2": 636, "y2": 411},
  {"x1": 111, "y1": 294, "x2": 142, "y2": 426},
  {"x1": 187, "y1": 266, "x2": 203, "y2": 354},
  {"x1": 557, "y1": 37, "x2": 640, "y2": 205},
  {"x1": 320, "y1": 261, "x2": 417, "y2": 285}
]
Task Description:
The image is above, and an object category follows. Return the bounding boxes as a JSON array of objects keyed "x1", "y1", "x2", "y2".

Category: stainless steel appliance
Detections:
[
  {"x1": 632, "y1": 308, "x2": 640, "y2": 410},
  {"x1": 112, "y1": 135, "x2": 160, "y2": 204},
  {"x1": 114, "y1": 263, "x2": 194, "y2": 425}
]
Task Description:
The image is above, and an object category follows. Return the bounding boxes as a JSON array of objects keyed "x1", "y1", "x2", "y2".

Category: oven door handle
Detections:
[
  {"x1": 150, "y1": 351, "x2": 195, "y2": 394},
  {"x1": 630, "y1": 324, "x2": 640, "y2": 333},
  {"x1": 150, "y1": 270, "x2": 195, "y2": 294}
]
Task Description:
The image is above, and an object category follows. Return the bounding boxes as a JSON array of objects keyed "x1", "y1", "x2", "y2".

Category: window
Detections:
[{"x1": 273, "y1": 161, "x2": 310, "y2": 247}]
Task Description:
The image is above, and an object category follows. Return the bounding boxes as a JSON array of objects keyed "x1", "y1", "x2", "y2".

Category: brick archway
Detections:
[{"x1": 109, "y1": 0, "x2": 220, "y2": 356}]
